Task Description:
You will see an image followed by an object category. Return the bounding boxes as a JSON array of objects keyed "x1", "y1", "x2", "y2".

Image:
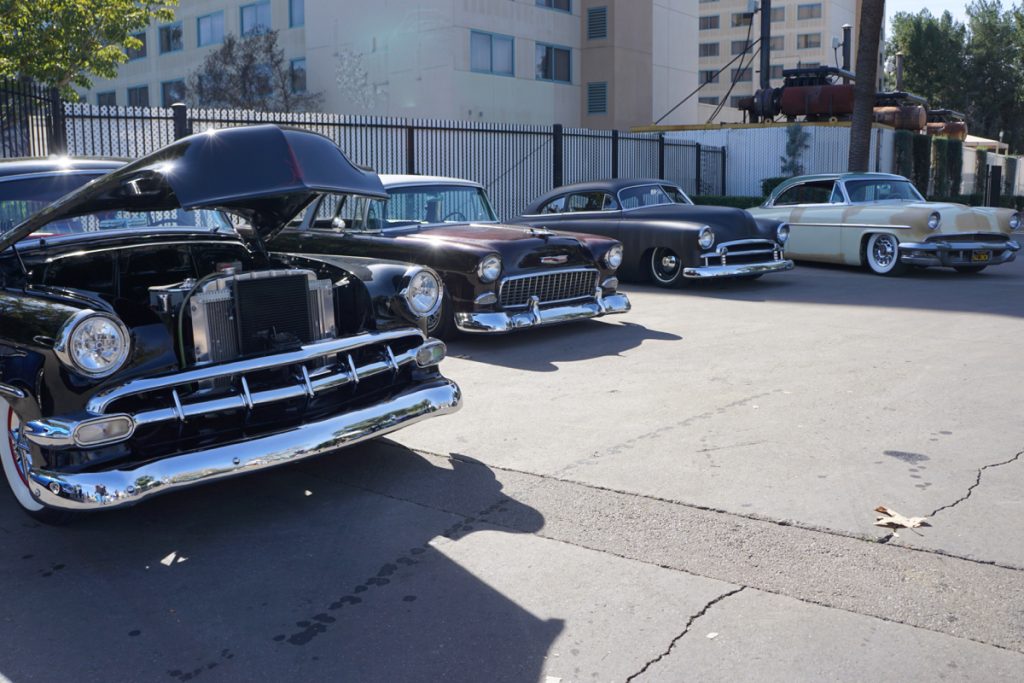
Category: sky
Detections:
[{"x1": 886, "y1": 0, "x2": 971, "y2": 30}]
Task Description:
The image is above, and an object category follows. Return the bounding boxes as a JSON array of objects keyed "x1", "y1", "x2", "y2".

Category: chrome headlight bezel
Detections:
[
  {"x1": 927, "y1": 211, "x2": 941, "y2": 231},
  {"x1": 1010, "y1": 212, "x2": 1022, "y2": 231},
  {"x1": 400, "y1": 268, "x2": 443, "y2": 319},
  {"x1": 776, "y1": 223, "x2": 790, "y2": 245},
  {"x1": 477, "y1": 254, "x2": 502, "y2": 283},
  {"x1": 698, "y1": 226, "x2": 715, "y2": 250},
  {"x1": 54, "y1": 310, "x2": 131, "y2": 378},
  {"x1": 604, "y1": 244, "x2": 624, "y2": 269}
]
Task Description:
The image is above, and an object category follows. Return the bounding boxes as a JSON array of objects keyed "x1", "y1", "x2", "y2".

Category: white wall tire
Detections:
[
  {"x1": 865, "y1": 233, "x2": 909, "y2": 276},
  {"x1": 1, "y1": 398, "x2": 44, "y2": 512}
]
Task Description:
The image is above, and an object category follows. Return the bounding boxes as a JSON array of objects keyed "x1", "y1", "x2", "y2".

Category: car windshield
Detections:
[
  {"x1": 618, "y1": 184, "x2": 691, "y2": 209},
  {"x1": 366, "y1": 185, "x2": 497, "y2": 229},
  {"x1": 0, "y1": 172, "x2": 232, "y2": 241},
  {"x1": 844, "y1": 179, "x2": 924, "y2": 203}
]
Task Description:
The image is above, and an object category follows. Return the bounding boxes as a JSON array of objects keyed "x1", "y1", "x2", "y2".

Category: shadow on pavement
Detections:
[
  {"x1": 626, "y1": 259, "x2": 1024, "y2": 318},
  {"x1": 0, "y1": 441, "x2": 560, "y2": 683},
  {"x1": 447, "y1": 319, "x2": 682, "y2": 372}
]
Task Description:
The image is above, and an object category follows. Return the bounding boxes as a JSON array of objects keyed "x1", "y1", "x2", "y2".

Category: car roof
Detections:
[
  {"x1": 523, "y1": 178, "x2": 683, "y2": 213},
  {"x1": 0, "y1": 157, "x2": 126, "y2": 180},
  {"x1": 378, "y1": 174, "x2": 483, "y2": 189},
  {"x1": 780, "y1": 172, "x2": 908, "y2": 185}
]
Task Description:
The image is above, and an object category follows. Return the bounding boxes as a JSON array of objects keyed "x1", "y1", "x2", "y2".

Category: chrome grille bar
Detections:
[{"x1": 499, "y1": 268, "x2": 598, "y2": 309}]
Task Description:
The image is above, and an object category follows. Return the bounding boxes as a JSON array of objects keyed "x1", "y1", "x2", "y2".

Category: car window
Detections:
[
  {"x1": 539, "y1": 196, "x2": 566, "y2": 214},
  {"x1": 844, "y1": 179, "x2": 924, "y2": 203},
  {"x1": 366, "y1": 185, "x2": 498, "y2": 228},
  {"x1": 829, "y1": 184, "x2": 845, "y2": 204},
  {"x1": 619, "y1": 184, "x2": 672, "y2": 209},
  {"x1": 566, "y1": 192, "x2": 616, "y2": 212},
  {"x1": 773, "y1": 180, "x2": 835, "y2": 206},
  {"x1": 661, "y1": 185, "x2": 693, "y2": 205}
]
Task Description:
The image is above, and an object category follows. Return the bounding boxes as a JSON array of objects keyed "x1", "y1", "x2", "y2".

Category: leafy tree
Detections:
[
  {"x1": 185, "y1": 31, "x2": 323, "y2": 112},
  {"x1": 962, "y1": 1, "x2": 1024, "y2": 152},
  {"x1": 848, "y1": 0, "x2": 886, "y2": 171},
  {"x1": 780, "y1": 124, "x2": 810, "y2": 176},
  {"x1": 886, "y1": 10, "x2": 967, "y2": 112},
  {"x1": 0, "y1": 0, "x2": 176, "y2": 94}
]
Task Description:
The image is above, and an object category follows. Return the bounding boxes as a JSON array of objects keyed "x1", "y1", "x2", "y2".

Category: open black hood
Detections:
[{"x1": 1, "y1": 124, "x2": 386, "y2": 251}]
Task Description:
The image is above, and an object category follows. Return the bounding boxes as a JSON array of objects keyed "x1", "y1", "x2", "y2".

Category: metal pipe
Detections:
[
  {"x1": 895, "y1": 52, "x2": 904, "y2": 91},
  {"x1": 760, "y1": 0, "x2": 772, "y2": 90},
  {"x1": 842, "y1": 24, "x2": 852, "y2": 84}
]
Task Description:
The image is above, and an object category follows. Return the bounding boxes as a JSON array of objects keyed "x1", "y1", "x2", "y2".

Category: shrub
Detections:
[
  {"x1": 948, "y1": 140, "x2": 963, "y2": 195},
  {"x1": 911, "y1": 134, "x2": 931, "y2": 194},
  {"x1": 761, "y1": 177, "x2": 788, "y2": 197},
  {"x1": 692, "y1": 195, "x2": 764, "y2": 209},
  {"x1": 780, "y1": 124, "x2": 810, "y2": 176},
  {"x1": 894, "y1": 130, "x2": 914, "y2": 178},
  {"x1": 1004, "y1": 157, "x2": 1018, "y2": 197},
  {"x1": 975, "y1": 150, "x2": 989, "y2": 196},
  {"x1": 932, "y1": 138, "x2": 950, "y2": 197}
]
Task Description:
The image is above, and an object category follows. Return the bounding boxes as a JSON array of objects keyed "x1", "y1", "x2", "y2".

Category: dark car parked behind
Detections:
[{"x1": 513, "y1": 179, "x2": 794, "y2": 287}]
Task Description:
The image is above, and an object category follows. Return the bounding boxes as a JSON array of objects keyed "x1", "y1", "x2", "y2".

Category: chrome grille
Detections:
[
  {"x1": 499, "y1": 268, "x2": 598, "y2": 309},
  {"x1": 704, "y1": 239, "x2": 780, "y2": 267}
]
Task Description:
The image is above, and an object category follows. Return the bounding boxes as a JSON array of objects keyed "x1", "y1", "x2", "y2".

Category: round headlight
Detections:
[
  {"x1": 403, "y1": 270, "x2": 442, "y2": 318},
  {"x1": 777, "y1": 223, "x2": 790, "y2": 245},
  {"x1": 927, "y1": 212, "x2": 941, "y2": 230},
  {"x1": 55, "y1": 311, "x2": 130, "y2": 377},
  {"x1": 477, "y1": 254, "x2": 502, "y2": 283},
  {"x1": 604, "y1": 244, "x2": 624, "y2": 269},
  {"x1": 1010, "y1": 212, "x2": 1022, "y2": 231},
  {"x1": 698, "y1": 226, "x2": 715, "y2": 250}
]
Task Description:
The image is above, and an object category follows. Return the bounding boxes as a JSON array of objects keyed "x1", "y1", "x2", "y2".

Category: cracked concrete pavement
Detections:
[{"x1": 2, "y1": 258, "x2": 1022, "y2": 681}]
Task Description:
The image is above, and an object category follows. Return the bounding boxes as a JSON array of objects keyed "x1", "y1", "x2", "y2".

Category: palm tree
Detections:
[{"x1": 848, "y1": 0, "x2": 886, "y2": 172}]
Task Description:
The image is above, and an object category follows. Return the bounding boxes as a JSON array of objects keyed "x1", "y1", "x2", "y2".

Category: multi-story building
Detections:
[
  {"x1": 695, "y1": 0, "x2": 860, "y2": 121},
  {"x1": 79, "y1": 0, "x2": 699, "y2": 130}
]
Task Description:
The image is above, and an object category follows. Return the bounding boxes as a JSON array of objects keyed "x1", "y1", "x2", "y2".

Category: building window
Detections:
[
  {"x1": 127, "y1": 85, "x2": 149, "y2": 108},
  {"x1": 771, "y1": 6, "x2": 785, "y2": 22},
  {"x1": 158, "y1": 23, "x2": 183, "y2": 54},
  {"x1": 698, "y1": 42, "x2": 719, "y2": 57},
  {"x1": 699, "y1": 70, "x2": 719, "y2": 84},
  {"x1": 698, "y1": 96, "x2": 719, "y2": 105},
  {"x1": 699, "y1": 16, "x2": 719, "y2": 30},
  {"x1": 731, "y1": 67, "x2": 752, "y2": 82},
  {"x1": 290, "y1": 58, "x2": 307, "y2": 92},
  {"x1": 587, "y1": 82, "x2": 607, "y2": 114},
  {"x1": 97, "y1": 91, "x2": 116, "y2": 107},
  {"x1": 770, "y1": 36, "x2": 784, "y2": 51},
  {"x1": 731, "y1": 40, "x2": 752, "y2": 55},
  {"x1": 771, "y1": 64, "x2": 785, "y2": 79},
  {"x1": 535, "y1": 43, "x2": 571, "y2": 83},
  {"x1": 536, "y1": 0, "x2": 571, "y2": 12},
  {"x1": 587, "y1": 7, "x2": 608, "y2": 39},
  {"x1": 126, "y1": 32, "x2": 147, "y2": 60},
  {"x1": 730, "y1": 95, "x2": 745, "y2": 108},
  {"x1": 797, "y1": 3, "x2": 823, "y2": 20},
  {"x1": 731, "y1": 13, "x2": 753, "y2": 27},
  {"x1": 797, "y1": 33, "x2": 821, "y2": 49},
  {"x1": 471, "y1": 31, "x2": 515, "y2": 76},
  {"x1": 241, "y1": 1, "x2": 272, "y2": 36},
  {"x1": 197, "y1": 12, "x2": 224, "y2": 47},
  {"x1": 161, "y1": 80, "x2": 186, "y2": 107},
  {"x1": 290, "y1": 0, "x2": 305, "y2": 27}
]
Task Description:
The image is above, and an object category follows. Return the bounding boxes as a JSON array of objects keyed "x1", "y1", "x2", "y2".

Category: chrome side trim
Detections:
[
  {"x1": 28, "y1": 379, "x2": 462, "y2": 511},
  {"x1": 788, "y1": 222, "x2": 913, "y2": 230},
  {"x1": 683, "y1": 260, "x2": 795, "y2": 279},
  {"x1": 0, "y1": 382, "x2": 26, "y2": 400}
]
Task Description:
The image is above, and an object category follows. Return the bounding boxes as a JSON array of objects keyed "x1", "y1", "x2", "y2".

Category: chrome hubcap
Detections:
[
  {"x1": 661, "y1": 255, "x2": 678, "y2": 269},
  {"x1": 872, "y1": 237, "x2": 896, "y2": 267}
]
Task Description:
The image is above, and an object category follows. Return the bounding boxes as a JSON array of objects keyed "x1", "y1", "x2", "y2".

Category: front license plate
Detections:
[{"x1": 972, "y1": 250, "x2": 992, "y2": 262}]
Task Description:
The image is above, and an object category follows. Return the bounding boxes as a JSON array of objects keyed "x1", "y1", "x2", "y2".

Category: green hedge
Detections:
[
  {"x1": 692, "y1": 195, "x2": 764, "y2": 209},
  {"x1": 1005, "y1": 157, "x2": 1018, "y2": 197},
  {"x1": 976, "y1": 150, "x2": 989, "y2": 196},
  {"x1": 894, "y1": 130, "x2": 914, "y2": 179},
  {"x1": 760, "y1": 177, "x2": 789, "y2": 197},
  {"x1": 932, "y1": 138, "x2": 950, "y2": 197},
  {"x1": 929, "y1": 194, "x2": 1024, "y2": 210},
  {"x1": 911, "y1": 134, "x2": 931, "y2": 193},
  {"x1": 948, "y1": 140, "x2": 963, "y2": 195}
]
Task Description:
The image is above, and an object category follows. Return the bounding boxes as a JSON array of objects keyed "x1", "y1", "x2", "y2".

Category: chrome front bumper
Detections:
[
  {"x1": 899, "y1": 239, "x2": 1020, "y2": 267},
  {"x1": 454, "y1": 292, "x2": 631, "y2": 334},
  {"x1": 683, "y1": 259, "x2": 794, "y2": 279},
  {"x1": 25, "y1": 379, "x2": 461, "y2": 511}
]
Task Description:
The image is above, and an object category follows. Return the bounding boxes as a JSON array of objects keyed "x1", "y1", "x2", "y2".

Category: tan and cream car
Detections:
[{"x1": 750, "y1": 173, "x2": 1021, "y2": 275}]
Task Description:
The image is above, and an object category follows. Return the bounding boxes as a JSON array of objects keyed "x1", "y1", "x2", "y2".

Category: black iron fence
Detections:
[
  {"x1": 1, "y1": 83, "x2": 725, "y2": 219},
  {"x1": 0, "y1": 80, "x2": 66, "y2": 158}
]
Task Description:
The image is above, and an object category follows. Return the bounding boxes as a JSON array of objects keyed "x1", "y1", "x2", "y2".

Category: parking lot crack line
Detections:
[
  {"x1": 623, "y1": 587, "x2": 746, "y2": 682},
  {"x1": 930, "y1": 450, "x2": 1023, "y2": 517}
]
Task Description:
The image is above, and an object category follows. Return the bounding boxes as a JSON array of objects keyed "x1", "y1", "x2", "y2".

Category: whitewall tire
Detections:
[{"x1": 865, "y1": 233, "x2": 909, "y2": 276}]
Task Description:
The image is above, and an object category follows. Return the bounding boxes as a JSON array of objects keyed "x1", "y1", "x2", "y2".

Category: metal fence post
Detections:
[
  {"x1": 47, "y1": 87, "x2": 67, "y2": 155},
  {"x1": 611, "y1": 129, "x2": 619, "y2": 179},
  {"x1": 987, "y1": 165, "x2": 1002, "y2": 207},
  {"x1": 405, "y1": 126, "x2": 416, "y2": 175},
  {"x1": 720, "y1": 150, "x2": 727, "y2": 197},
  {"x1": 171, "y1": 103, "x2": 190, "y2": 139},
  {"x1": 658, "y1": 134, "x2": 665, "y2": 179},
  {"x1": 552, "y1": 124, "x2": 564, "y2": 188},
  {"x1": 694, "y1": 142, "x2": 702, "y2": 195}
]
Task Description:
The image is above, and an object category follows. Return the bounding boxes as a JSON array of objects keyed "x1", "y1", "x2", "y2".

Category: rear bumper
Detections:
[
  {"x1": 26, "y1": 379, "x2": 462, "y2": 511},
  {"x1": 454, "y1": 292, "x2": 631, "y2": 334},
  {"x1": 683, "y1": 259, "x2": 794, "y2": 279},
  {"x1": 899, "y1": 239, "x2": 1020, "y2": 267}
]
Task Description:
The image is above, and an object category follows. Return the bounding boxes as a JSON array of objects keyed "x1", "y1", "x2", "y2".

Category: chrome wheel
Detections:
[
  {"x1": 865, "y1": 233, "x2": 907, "y2": 276},
  {"x1": 650, "y1": 248, "x2": 684, "y2": 287}
]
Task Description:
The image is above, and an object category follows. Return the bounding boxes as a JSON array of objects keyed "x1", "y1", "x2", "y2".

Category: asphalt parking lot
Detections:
[{"x1": 2, "y1": 258, "x2": 1023, "y2": 682}]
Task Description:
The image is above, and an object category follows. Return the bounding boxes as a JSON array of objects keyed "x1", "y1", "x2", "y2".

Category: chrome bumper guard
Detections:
[
  {"x1": 683, "y1": 259, "x2": 794, "y2": 279},
  {"x1": 454, "y1": 289, "x2": 630, "y2": 334},
  {"x1": 27, "y1": 379, "x2": 461, "y2": 510},
  {"x1": 899, "y1": 239, "x2": 1020, "y2": 267}
]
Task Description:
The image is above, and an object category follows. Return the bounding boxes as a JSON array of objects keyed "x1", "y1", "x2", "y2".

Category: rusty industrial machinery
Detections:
[{"x1": 925, "y1": 109, "x2": 968, "y2": 140}]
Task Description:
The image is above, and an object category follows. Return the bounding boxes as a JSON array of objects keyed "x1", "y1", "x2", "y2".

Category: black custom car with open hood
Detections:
[
  {"x1": 0, "y1": 125, "x2": 460, "y2": 522},
  {"x1": 512, "y1": 179, "x2": 794, "y2": 287},
  {"x1": 271, "y1": 175, "x2": 630, "y2": 337}
]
